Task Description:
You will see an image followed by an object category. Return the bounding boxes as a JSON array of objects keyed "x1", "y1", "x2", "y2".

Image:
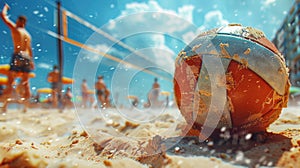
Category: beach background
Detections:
[
  {"x1": 0, "y1": 103, "x2": 300, "y2": 167},
  {"x1": 0, "y1": 0, "x2": 300, "y2": 167}
]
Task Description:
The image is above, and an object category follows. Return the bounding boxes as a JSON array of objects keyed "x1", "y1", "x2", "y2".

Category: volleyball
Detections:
[{"x1": 174, "y1": 24, "x2": 290, "y2": 135}]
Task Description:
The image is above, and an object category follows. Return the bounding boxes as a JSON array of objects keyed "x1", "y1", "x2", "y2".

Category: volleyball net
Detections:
[{"x1": 28, "y1": 1, "x2": 173, "y2": 82}]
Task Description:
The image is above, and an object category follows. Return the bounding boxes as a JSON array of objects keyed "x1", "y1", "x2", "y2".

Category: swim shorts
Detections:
[
  {"x1": 96, "y1": 89, "x2": 105, "y2": 96},
  {"x1": 51, "y1": 82, "x2": 59, "y2": 90},
  {"x1": 9, "y1": 53, "x2": 32, "y2": 73}
]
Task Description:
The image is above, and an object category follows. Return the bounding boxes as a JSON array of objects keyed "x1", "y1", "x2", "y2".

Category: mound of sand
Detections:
[{"x1": 0, "y1": 106, "x2": 299, "y2": 167}]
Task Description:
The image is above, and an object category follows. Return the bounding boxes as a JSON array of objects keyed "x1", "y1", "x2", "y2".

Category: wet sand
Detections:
[{"x1": 0, "y1": 105, "x2": 299, "y2": 167}]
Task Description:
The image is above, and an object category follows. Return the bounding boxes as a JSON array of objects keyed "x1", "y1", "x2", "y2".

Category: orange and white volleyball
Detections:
[{"x1": 174, "y1": 24, "x2": 290, "y2": 138}]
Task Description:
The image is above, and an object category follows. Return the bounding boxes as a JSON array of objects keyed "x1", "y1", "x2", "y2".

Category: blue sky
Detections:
[{"x1": 0, "y1": 0, "x2": 295, "y2": 106}]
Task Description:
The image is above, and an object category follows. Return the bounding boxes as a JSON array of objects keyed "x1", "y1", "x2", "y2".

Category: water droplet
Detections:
[
  {"x1": 202, "y1": 147, "x2": 208, "y2": 152},
  {"x1": 174, "y1": 146, "x2": 180, "y2": 152},
  {"x1": 207, "y1": 141, "x2": 214, "y2": 147},
  {"x1": 220, "y1": 126, "x2": 226, "y2": 132},
  {"x1": 226, "y1": 149, "x2": 232, "y2": 154},
  {"x1": 264, "y1": 148, "x2": 270, "y2": 153},
  {"x1": 109, "y1": 149, "x2": 116, "y2": 154},
  {"x1": 188, "y1": 140, "x2": 195, "y2": 145},
  {"x1": 267, "y1": 161, "x2": 273, "y2": 167},
  {"x1": 235, "y1": 151, "x2": 244, "y2": 162},
  {"x1": 33, "y1": 10, "x2": 39, "y2": 15},
  {"x1": 106, "y1": 119, "x2": 113, "y2": 125},
  {"x1": 44, "y1": 7, "x2": 49, "y2": 12},
  {"x1": 245, "y1": 133, "x2": 252, "y2": 140},
  {"x1": 177, "y1": 160, "x2": 183, "y2": 165},
  {"x1": 245, "y1": 158, "x2": 251, "y2": 164},
  {"x1": 110, "y1": 4, "x2": 115, "y2": 8}
]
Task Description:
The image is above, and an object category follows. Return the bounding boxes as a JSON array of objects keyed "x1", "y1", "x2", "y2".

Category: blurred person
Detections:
[
  {"x1": 1, "y1": 3, "x2": 34, "y2": 108},
  {"x1": 152, "y1": 77, "x2": 160, "y2": 99},
  {"x1": 104, "y1": 89, "x2": 111, "y2": 108},
  {"x1": 146, "y1": 78, "x2": 161, "y2": 107},
  {"x1": 63, "y1": 87, "x2": 73, "y2": 108},
  {"x1": 47, "y1": 65, "x2": 60, "y2": 108},
  {"x1": 94, "y1": 76, "x2": 110, "y2": 108},
  {"x1": 81, "y1": 79, "x2": 90, "y2": 108}
]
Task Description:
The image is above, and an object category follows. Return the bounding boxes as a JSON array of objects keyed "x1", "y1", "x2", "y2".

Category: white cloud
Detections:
[
  {"x1": 178, "y1": 5, "x2": 194, "y2": 23},
  {"x1": 82, "y1": 44, "x2": 110, "y2": 62},
  {"x1": 202, "y1": 10, "x2": 229, "y2": 29},
  {"x1": 37, "y1": 63, "x2": 52, "y2": 70},
  {"x1": 260, "y1": 0, "x2": 277, "y2": 10},
  {"x1": 263, "y1": 0, "x2": 276, "y2": 6},
  {"x1": 81, "y1": 44, "x2": 126, "y2": 63},
  {"x1": 182, "y1": 10, "x2": 229, "y2": 43},
  {"x1": 101, "y1": 1, "x2": 196, "y2": 74},
  {"x1": 112, "y1": 1, "x2": 195, "y2": 34},
  {"x1": 121, "y1": 34, "x2": 175, "y2": 75}
]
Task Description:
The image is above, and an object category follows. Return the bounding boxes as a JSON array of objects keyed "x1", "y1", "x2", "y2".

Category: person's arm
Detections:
[
  {"x1": 1, "y1": 4, "x2": 15, "y2": 29},
  {"x1": 27, "y1": 38, "x2": 34, "y2": 69},
  {"x1": 83, "y1": 84, "x2": 88, "y2": 92},
  {"x1": 47, "y1": 73, "x2": 53, "y2": 83}
]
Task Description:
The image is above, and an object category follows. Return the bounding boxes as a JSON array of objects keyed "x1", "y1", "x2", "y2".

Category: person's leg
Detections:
[
  {"x1": 0, "y1": 71, "x2": 16, "y2": 112},
  {"x1": 20, "y1": 73, "x2": 30, "y2": 99},
  {"x1": 99, "y1": 95, "x2": 106, "y2": 108},
  {"x1": 105, "y1": 97, "x2": 110, "y2": 108},
  {"x1": 82, "y1": 94, "x2": 87, "y2": 108},
  {"x1": 2, "y1": 71, "x2": 17, "y2": 98},
  {"x1": 52, "y1": 89, "x2": 58, "y2": 108},
  {"x1": 20, "y1": 73, "x2": 30, "y2": 112}
]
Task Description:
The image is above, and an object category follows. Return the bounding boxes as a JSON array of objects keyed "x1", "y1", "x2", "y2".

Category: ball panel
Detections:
[
  {"x1": 227, "y1": 60, "x2": 283, "y2": 129},
  {"x1": 236, "y1": 108, "x2": 282, "y2": 133},
  {"x1": 246, "y1": 36, "x2": 280, "y2": 56},
  {"x1": 174, "y1": 55, "x2": 202, "y2": 122},
  {"x1": 174, "y1": 25, "x2": 290, "y2": 136}
]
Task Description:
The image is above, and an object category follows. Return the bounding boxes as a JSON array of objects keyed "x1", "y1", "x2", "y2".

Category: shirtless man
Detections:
[
  {"x1": 95, "y1": 76, "x2": 109, "y2": 108},
  {"x1": 147, "y1": 78, "x2": 160, "y2": 107},
  {"x1": 47, "y1": 65, "x2": 60, "y2": 108},
  {"x1": 81, "y1": 79, "x2": 89, "y2": 108},
  {"x1": 152, "y1": 78, "x2": 160, "y2": 97},
  {"x1": 63, "y1": 87, "x2": 73, "y2": 109},
  {"x1": 1, "y1": 4, "x2": 34, "y2": 106}
]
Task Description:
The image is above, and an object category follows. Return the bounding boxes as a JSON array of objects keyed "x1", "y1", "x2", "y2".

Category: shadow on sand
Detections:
[{"x1": 163, "y1": 132, "x2": 292, "y2": 167}]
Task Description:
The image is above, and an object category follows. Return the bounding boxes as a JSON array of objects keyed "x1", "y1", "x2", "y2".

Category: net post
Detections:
[{"x1": 57, "y1": 1, "x2": 64, "y2": 109}]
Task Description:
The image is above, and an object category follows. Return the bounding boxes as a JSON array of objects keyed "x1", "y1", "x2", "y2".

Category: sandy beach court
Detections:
[{"x1": 0, "y1": 105, "x2": 299, "y2": 167}]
